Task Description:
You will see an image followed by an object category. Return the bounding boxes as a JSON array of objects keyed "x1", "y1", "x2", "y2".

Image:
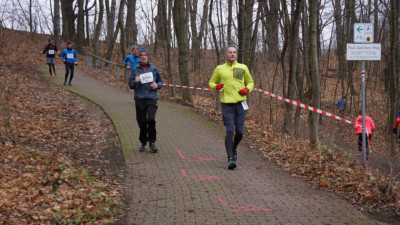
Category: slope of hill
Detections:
[{"x1": 0, "y1": 29, "x2": 125, "y2": 223}]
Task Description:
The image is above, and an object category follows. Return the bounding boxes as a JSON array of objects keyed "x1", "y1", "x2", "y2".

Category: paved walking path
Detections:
[{"x1": 46, "y1": 67, "x2": 373, "y2": 224}]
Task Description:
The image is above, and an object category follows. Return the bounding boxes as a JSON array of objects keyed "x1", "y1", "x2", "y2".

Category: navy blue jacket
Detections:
[
  {"x1": 42, "y1": 44, "x2": 58, "y2": 58},
  {"x1": 129, "y1": 62, "x2": 163, "y2": 100}
]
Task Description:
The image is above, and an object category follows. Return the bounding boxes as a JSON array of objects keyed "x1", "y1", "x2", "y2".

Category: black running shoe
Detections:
[
  {"x1": 233, "y1": 148, "x2": 238, "y2": 162},
  {"x1": 149, "y1": 143, "x2": 158, "y2": 153},
  {"x1": 139, "y1": 143, "x2": 146, "y2": 152},
  {"x1": 227, "y1": 159, "x2": 236, "y2": 170}
]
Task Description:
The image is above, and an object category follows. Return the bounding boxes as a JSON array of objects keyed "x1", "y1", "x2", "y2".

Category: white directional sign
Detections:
[
  {"x1": 346, "y1": 44, "x2": 381, "y2": 61},
  {"x1": 354, "y1": 23, "x2": 374, "y2": 43}
]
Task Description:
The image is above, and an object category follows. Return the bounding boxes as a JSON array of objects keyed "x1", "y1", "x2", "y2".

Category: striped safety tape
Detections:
[
  {"x1": 164, "y1": 83, "x2": 214, "y2": 91},
  {"x1": 163, "y1": 83, "x2": 361, "y2": 127}
]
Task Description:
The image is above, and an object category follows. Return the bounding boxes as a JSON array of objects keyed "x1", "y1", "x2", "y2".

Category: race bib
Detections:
[
  {"x1": 241, "y1": 101, "x2": 249, "y2": 111},
  {"x1": 48, "y1": 50, "x2": 55, "y2": 55},
  {"x1": 67, "y1": 54, "x2": 74, "y2": 59},
  {"x1": 140, "y1": 72, "x2": 154, "y2": 84}
]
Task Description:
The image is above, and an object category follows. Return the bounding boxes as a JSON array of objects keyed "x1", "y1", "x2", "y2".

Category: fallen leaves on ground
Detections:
[{"x1": 0, "y1": 29, "x2": 124, "y2": 223}]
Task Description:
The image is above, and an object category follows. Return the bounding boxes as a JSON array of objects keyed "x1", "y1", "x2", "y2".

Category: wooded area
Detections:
[
  {"x1": 1, "y1": 0, "x2": 400, "y2": 156},
  {"x1": 2, "y1": 1, "x2": 400, "y2": 221}
]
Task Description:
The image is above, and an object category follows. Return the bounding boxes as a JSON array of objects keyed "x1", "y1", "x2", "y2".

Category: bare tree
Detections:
[
  {"x1": 262, "y1": 0, "x2": 280, "y2": 62},
  {"x1": 189, "y1": 0, "x2": 209, "y2": 70},
  {"x1": 93, "y1": 0, "x2": 104, "y2": 55},
  {"x1": 126, "y1": 0, "x2": 138, "y2": 45},
  {"x1": 61, "y1": 0, "x2": 75, "y2": 41},
  {"x1": 389, "y1": 0, "x2": 398, "y2": 156},
  {"x1": 105, "y1": 0, "x2": 116, "y2": 44},
  {"x1": 173, "y1": 0, "x2": 192, "y2": 102},
  {"x1": 75, "y1": 0, "x2": 85, "y2": 52},
  {"x1": 283, "y1": 0, "x2": 304, "y2": 132},
  {"x1": 118, "y1": 0, "x2": 126, "y2": 61},
  {"x1": 105, "y1": 0, "x2": 125, "y2": 61},
  {"x1": 227, "y1": 0, "x2": 233, "y2": 44},
  {"x1": 85, "y1": 0, "x2": 96, "y2": 45},
  {"x1": 53, "y1": 0, "x2": 61, "y2": 47},
  {"x1": 209, "y1": 0, "x2": 221, "y2": 110},
  {"x1": 309, "y1": 0, "x2": 321, "y2": 150}
]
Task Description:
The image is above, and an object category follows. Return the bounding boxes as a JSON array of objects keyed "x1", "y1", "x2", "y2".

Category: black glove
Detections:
[{"x1": 393, "y1": 128, "x2": 397, "y2": 134}]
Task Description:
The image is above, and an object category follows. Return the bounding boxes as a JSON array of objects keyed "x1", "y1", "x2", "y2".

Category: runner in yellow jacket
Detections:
[{"x1": 209, "y1": 46, "x2": 254, "y2": 169}]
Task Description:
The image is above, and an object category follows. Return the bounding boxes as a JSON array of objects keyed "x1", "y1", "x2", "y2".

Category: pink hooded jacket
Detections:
[{"x1": 354, "y1": 115, "x2": 375, "y2": 134}]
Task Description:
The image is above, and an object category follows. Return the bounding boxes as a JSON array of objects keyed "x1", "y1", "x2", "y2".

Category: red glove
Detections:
[
  {"x1": 239, "y1": 88, "x2": 249, "y2": 95},
  {"x1": 216, "y1": 83, "x2": 224, "y2": 90}
]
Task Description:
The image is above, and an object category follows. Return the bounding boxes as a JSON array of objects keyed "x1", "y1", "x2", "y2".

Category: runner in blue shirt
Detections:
[
  {"x1": 337, "y1": 96, "x2": 346, "y2": 111},
  {"x1": 60, "y1": 41, "x2": 78, "y2": 86},
  {"x1": 123, "y1": 45, "x2": 140, "y2": 74}
]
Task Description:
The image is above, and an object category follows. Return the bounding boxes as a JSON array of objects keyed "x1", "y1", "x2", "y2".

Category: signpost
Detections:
[{"x1": 347, "y1": 23, "x2": 381, "y2": 169}]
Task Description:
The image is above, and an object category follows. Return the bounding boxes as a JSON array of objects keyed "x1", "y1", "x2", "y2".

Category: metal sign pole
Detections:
[{"x1": 361, "y1": 60, "x2": 367, "y2": 168}]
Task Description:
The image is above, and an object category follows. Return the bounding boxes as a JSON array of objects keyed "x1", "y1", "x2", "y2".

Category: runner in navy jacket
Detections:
[
  {"x1": 41, "y1": 38, "x2": 59, "y2": 77},
  {"x1": 129, "y1": 48, "x2": 162, "y2": 153}
]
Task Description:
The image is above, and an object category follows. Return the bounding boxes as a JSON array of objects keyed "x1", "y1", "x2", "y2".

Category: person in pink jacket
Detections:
[{"x1": 354, "y1": 110, "x2": 375, "y2": 160}]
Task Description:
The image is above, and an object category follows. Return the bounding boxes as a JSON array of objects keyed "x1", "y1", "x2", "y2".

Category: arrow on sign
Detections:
[
  {"x1": 357, "y1": 26, "x2": 363, "y2": 33},
  {"x1": 218, "y1": 197, "x2": 272, "y2": 212}
]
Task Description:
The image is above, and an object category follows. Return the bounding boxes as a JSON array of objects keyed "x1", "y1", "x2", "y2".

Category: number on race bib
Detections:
[
  {"x1": 48, "y1": 50, "x2": 55, "y2": 55},
  {"x1": 67, "y1": 54, "x2": 74, "y2": 59},
  {"x1": 140, "y1": 72, "x2": 154, "y2": 84},
  {"x1": 241, "y1": 101, "x2": 249, "y2": 111}
]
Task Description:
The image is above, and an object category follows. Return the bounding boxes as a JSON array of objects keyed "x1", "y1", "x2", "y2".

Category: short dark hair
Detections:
[
  {"x1": 359, "y1": 110, "x2": 362, "y2": 115},
  {"x1": 224, "y1": 45, "x2": 238, "y2": 54}
]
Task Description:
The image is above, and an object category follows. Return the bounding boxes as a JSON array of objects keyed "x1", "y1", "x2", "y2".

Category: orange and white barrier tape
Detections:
[{"x1": 163, "y1": 83, "x2": 361, "y2": 127}]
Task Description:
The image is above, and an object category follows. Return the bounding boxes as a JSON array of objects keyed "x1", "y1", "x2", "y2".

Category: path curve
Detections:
[{"x1": 46, "y1": 67, "x2": 373, "y2": 224}]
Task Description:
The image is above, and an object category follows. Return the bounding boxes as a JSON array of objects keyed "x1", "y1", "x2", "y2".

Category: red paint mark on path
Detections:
[
  {"x1": 181, "y1": 169, "x2": 220, "y2": 180},
  {"x1": 177, "y1": 149, "x2": 216, "y2": 161},
  {"x1": 218, "y1": 197, "x2": 272, "y2": 212}
]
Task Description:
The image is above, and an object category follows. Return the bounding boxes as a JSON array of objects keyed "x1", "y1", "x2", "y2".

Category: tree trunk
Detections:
[
  {"x1": 126, "y1": 0, "x2": 138, "y2": 44},
  {"x1": 93, "y1": 0, "x2": 104, "y2": 55},
  {"x1": 345, "y1": 0, "x2": 357, "y2": 110},
  {"x1": 248, "y1": 5, "x2": 261, "y2": 71},
  {"x1": 237, "y1": 0, "x2": 255, "y2": 66},
  {"x1": 85, "y1": 0, "x2": 90, "y2": 45},
  {"x1": 227, "y1": 0, "x2": 233, "y2": 44},
  {"x1": 118, "y1": 0, "x2": 126, "y2": 61},
  {"x1": 61, "y1": 0, "x2": 75, "y2": 41},
  {"x1": 294, "y1": 47, "x2": 304, "y2": 137},
  {"x1": 191, "y1": 0, "x2": 209, "y2": 71},
  {"x1": 167, "y1": 0, "x2": 175, "y2": 97},
  {"x1": 390, "y1": 0, "x2": 398, "y2": 157},
  {"x1": 105, "y1": 0, "x2": 124, "y2": 61},
  {"x1": 106, "y1": 0, "x2": 116, "y2": 44},
  {"x1": 309, "y1": 0, "x2": 321, "y2": 150},
  {"x1": 209, "y1": 0, "x2": 220, "y2": 110},
  {"x1": 53, "y1": 0, "x2": 61, "y2": 47},
  {"x1": 334, "y1": 0, "x2": 347, "y2": 103},
  {"x1": 154, "y1": 0, "x2": 166, "y2": 54},
  {"x1": 265, "y1": 0, "x2": 280, "y2": 62},
  {"x1": 283, "y1": 0, "x2": 304, "y2": 132},
  {"x1": 29, "y1": 0, "x2": 33, "y2": 39},
  {"x1": 75, "y1": 0, "x2": 85, "y2": 52},
  {"x1": 173, "y1": 0, "x2": 192, "y2": 102},
  {"x1": 188, "y1": 0, "x2": 197, "y2": 71}
]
